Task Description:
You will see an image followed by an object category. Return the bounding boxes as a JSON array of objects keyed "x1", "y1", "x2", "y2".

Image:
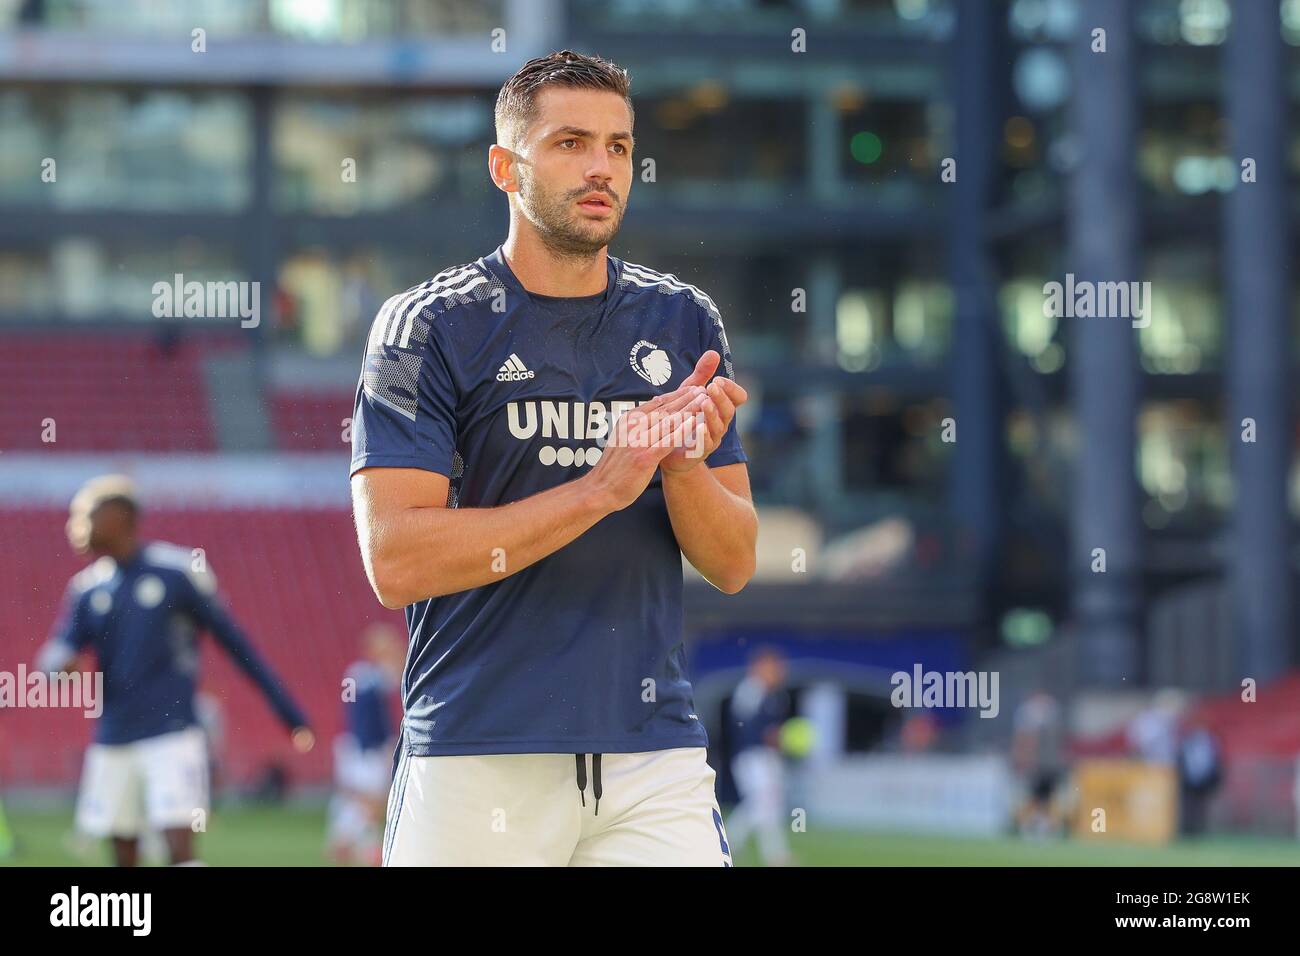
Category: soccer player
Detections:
[
  {"x1": 725, "y1": 647, "x2": 793, "y2": 866},
  {"x1": 326, "y1": 623, "x2": 403, "y2": 865},
  {"x1": 36, "y1": 475, "x2": 314, "y2": 866},
  {"x1": 350, "y1": 50, "x2": 757, "y2": 866}
]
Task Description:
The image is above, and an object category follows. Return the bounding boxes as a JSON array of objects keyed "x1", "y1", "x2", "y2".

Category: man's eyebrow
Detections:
[{"x1": 549, "y1": 125, "x2": 635, "y2": 145}]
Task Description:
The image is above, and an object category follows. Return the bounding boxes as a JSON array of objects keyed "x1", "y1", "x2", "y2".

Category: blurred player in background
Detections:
[
  {"x1": 194, "y1": 686, "x2": 227, "y2": 799},
  {"x1": 326, "y1": 623, "x2": 404, "y2": 865},
  {"x1": 351, "y1": 50, "x2": 756, "y2": 866},
  {"x1": 1011, "y1": 689, "x2": 1066, "y2": 837},
  {"x1": 725, "y1": 646, "x2": 792, "y2": 866},
  {"x1": 35, "y1": 475, "x2": 315, "y2": 866},
  {"x1": 1176, "y1": 715, "x2": 1222, "y2": 837}
]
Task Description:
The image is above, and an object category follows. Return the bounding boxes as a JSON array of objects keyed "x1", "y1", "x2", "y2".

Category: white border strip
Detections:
[{"x1": 0, "y1": 454, "x2": 352, "y2": 508}]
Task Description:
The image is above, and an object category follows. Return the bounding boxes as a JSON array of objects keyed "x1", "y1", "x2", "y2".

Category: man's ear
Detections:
[{"x1": 488, "y1": 144, "x2": 518, "y2": 193}]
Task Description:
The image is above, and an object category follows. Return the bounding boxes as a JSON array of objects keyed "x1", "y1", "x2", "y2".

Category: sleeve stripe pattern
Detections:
[
  {"x1": 366, "y1": 385, "x2": 418, "y2": 423},
  {"x1": 369, "y1": 264, "x2": 480, "y2": 352},
  {"x1": 362, "y1": 262, "x2": 505, "y2": 423},
  {"x1": 618, "y1": 260, "x2": 734, "y2": 379}
]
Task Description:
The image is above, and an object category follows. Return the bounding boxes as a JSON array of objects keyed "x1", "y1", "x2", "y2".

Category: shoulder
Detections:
[
  {"x1": 68, "y1": 556, "x2": 117, "y2": 599},
  {"x1": 614, "y1": 257, "x2": 723, "y2": 325},
  {"x1": 142, "y1": 541, "x2": 219, "y2": 596},
  {"x1": 615, "y1": 257, "x2": 734, "y2": 375},
  {"x1": 366, "y1": 260, "x2": 506, "y2": 353}
]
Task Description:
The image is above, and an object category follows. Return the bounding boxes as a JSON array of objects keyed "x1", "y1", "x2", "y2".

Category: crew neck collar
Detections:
[
  {"x1": 481, "y1": 244, "x2": 620, "y2": 302},
  {"x1": 479, "y1": 245, "x2": 623, "y2": 336}
]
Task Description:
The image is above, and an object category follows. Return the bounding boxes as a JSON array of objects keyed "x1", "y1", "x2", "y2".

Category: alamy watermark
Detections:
[
  {"x1": 1043, "y1": 273, "x2": 1151, "y2": 328},
  {"x1": 50, "y1": 886, "x2": 150, "y2": 936},
  {"x1": 890, "y1": 665, "x2": 999, "y2": 719},
  {"x1": 0, "y1": 664, "x2": 103, "y2": 718},
  {"x1": 602, "y1": 408, "x2": 709, "y2": 458},
  {"x1": 151, "y1": 274, "x2": 260, "y2": 328}
]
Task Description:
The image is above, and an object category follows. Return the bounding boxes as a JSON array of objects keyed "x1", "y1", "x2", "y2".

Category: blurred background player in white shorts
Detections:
[
  {"x1": 327, "y1": 624, "x2": 403, "y2": 865},
  {"x1": 35, "y1": 475, "x2": 315, "y2": 866},
  {"x1": 726, "y1": 646, "x2": 793, "y2": 866}
]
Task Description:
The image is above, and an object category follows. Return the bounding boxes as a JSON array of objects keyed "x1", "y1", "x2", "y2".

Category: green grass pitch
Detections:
[{"x1": 1, "y1": 805, "x2": 1294, "y2": 866}]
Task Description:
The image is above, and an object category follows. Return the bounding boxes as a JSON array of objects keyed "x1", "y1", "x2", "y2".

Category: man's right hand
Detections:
[{"x1": 584, "y1": 386, "x2": 706, "y2": 512}]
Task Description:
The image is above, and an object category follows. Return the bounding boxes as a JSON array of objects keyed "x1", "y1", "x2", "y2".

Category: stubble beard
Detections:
[{"x1": 517, "y1": 167, "x2": 623, "y2": 262}]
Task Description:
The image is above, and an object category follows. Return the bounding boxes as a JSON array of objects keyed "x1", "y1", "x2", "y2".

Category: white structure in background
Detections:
[
  {"x1": 804, "y1": 754, "x2": 1014, "y2": 836},
  {"x1": 800, "y1": 682, "x2": 846, "y2": 767}
]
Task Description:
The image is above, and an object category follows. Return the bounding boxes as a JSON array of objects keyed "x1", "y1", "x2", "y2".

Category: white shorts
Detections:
[
  {"x1": 384, "y1": 747, "x2": 733, "y2": 867},
  {"x1": 732, "y1": 747, "x2": 785, "y2": 813},
  {"x1": 75, "y1": 726, "x2": 210, "y2": 838},
  {"x1": 333, "y1": 735, "x2": 391, "y2": 798}
]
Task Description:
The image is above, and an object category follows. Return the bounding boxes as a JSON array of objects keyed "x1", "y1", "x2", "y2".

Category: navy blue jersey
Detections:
[
  {"x1": 42, "y1": 542, "x2": 307, "y2": 745},
  {"x1": 350, "y1": 246, "x2": 747, "y2": 756},
  {"x1": 343, "y1": 660, "x2": 395, "y2": 752}
]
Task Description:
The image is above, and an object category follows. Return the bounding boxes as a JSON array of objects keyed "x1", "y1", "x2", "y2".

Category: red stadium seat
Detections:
[
  {"x1": 0, "y1": 332, "x2": 239, "y2": 452},
  {"x1": 270, "y1": 390, "x2": 356, "y2": 452}
]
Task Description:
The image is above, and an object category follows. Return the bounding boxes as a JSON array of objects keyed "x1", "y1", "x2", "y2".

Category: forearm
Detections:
[
  {"x1": 361, "y1": 474, "x2": 613, "y2": 607},
  {"x1": 662, "y1": 465, "x2": 757, "y2": 593}
]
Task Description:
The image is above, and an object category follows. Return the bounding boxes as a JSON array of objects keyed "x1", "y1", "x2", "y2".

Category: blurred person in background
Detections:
[
  {"x1": 339, "y1": 253, "x2": 381, "y2": 353},
  {"x1": 1127, "y1": 690, "x2": 1186, "y2": 767},
  {"x1": 327, "y1": 623, "x2": 404, "y2": 866},
  {"x1": 725, "y1": 646, "x2": 792, "y2": 866},
  {"x1": 900, "y1": 711, "x2": 940, "y2": 753},
  {"x1": 1176, "y1": 716, "x2": 1222, "y2": 837},
  {"x1": 195, "y1": 686, "x2": 226, "y2": 799},
  {"x1": 34, "y1": 475, "x2": 315, "y2": 866},
  {"x1": 1011, "y1": 690, "x2": 1067, "y2": 837}
]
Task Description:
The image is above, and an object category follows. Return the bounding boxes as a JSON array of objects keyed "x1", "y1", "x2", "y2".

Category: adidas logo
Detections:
[{"x1": 496, "y1": 353, "x2": 535, "y2": 382}]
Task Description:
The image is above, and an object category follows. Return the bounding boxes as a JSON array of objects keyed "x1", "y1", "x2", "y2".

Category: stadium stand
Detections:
[
  {"x1": 269, "y1": 390, "x2": 355, "y2": 452},
  {"x1": 0, "y1": 332, "x2": 246, "y2": 453}
]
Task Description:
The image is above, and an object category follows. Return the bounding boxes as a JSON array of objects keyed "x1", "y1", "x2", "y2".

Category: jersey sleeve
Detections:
[
  {"x1": 350, "y1": 294, "x2": 458, "y2": 478},
  {"x1": 37, "y1": 582, "x2": 93, "y2": 670},
  {"x1": 697, "y1": 301, "x2": 749, "y2": 469},
  {"x1": 174, "y1": 567, "x2": 310, "y2": 732}
]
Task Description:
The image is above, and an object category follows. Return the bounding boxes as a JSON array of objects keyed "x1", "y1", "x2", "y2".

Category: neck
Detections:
[
  {"x1": 103, "y1": 538, "x2": 138, "y2": 564},
  {"x1": 502, "y1": 227, "x2": 608, "y2": 297}
]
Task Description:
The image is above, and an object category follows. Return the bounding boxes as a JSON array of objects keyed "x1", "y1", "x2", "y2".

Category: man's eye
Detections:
[
  {"x1": 611, "y1": 143, "x2": 627, "y2": 155},
  {"x1": 559, "y1": 139, "x2": 577, "y2": 149}
]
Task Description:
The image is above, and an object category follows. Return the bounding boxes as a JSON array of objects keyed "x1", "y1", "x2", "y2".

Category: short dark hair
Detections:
[{"x1": 495, "y1": 50, "x2": 633, "y2": 150}]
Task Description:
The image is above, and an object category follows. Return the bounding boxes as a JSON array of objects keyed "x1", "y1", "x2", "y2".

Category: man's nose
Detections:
[{"x1": 585, "y1": 152, "x2": 615, "y2": 182}]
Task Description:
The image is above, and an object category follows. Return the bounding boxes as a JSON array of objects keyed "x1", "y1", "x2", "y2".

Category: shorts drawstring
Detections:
[{"x1": 574, "y1": 753, "x2": 603, "y2": 816}]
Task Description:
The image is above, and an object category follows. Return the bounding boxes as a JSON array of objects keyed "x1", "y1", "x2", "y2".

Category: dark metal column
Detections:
[
  {"x1": 1224, "y1": 2, "x2": 1293, "y2": 680},
  {"x1": 247, "y1": 85, "x2": 276, "y2": 349},
  {"x1": 948, "y1": 0, "x2": 1004, "y2": 607},
  {"x1": 1068, "y1": 0, "x2": 1142, "y2": 684}
]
